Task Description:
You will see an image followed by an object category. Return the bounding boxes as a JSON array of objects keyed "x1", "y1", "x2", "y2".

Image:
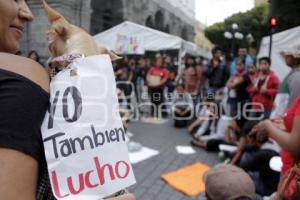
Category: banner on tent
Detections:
[
  {"x1": 41, "y1": 55, "x2": 135, "y2": 200},
  {"x1": 114, "y1": 34, "x2": 144, "y2": 54}
]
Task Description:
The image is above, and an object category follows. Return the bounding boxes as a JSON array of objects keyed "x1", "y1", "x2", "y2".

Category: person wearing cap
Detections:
[
  {"x1": 203, "y1": 164, "x2": 256, "y2": 200},
  {"x1": 271, "y1": 50, "x2": 300, "y2": 120}
]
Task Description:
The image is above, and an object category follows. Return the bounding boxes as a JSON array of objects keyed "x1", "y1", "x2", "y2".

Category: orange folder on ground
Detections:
[{"x1": 161, "y1": 162, "x2": 211, "y2": 197}]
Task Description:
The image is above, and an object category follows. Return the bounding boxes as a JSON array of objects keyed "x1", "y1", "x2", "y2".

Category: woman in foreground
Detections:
[{"x1": 0, "y1": 1, "x2": 134, "y2": 199}]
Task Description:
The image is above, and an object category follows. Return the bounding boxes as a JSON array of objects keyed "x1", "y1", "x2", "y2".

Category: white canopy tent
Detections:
[
  {"x1": 94, "y1": 21, "x2": 211, "y2": 59},
  {"x1": 257, "y1": 26, "x2": 300, "y2": 81}
]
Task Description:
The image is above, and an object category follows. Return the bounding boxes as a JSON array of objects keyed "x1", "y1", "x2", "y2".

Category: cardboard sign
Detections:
[{"x1": 41, "y1": 55, "x2": 136, "y2": 200}]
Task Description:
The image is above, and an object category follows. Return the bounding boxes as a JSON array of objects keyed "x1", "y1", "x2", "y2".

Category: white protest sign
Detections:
[{"x1": 41, "y1": 55, "x2": 136, "y2": 200}]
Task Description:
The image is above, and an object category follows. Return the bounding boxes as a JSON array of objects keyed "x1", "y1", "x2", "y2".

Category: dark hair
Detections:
[
  {"x1": 185, "y1": 56, "x2": 195, "y2": 68},
  {"x1": 176, "y1": 83, "x2": 185, "y2": 89},
  {"x1": 211, "y1": 46, "x2": 222, "y2": 55},
  {"x1": 28, "y1": 50, "x2": 40, "y2": 62},
  {"x1": 234, "y1": 197, "x2": 253, "y2": 200},
  {"x1": 259, "y1": 57, "x2": 271, "y2": 65}
]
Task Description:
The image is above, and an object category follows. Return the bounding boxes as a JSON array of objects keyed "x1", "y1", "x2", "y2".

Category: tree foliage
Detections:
[{"x1": 204, "y1": 4, "x2": 270, "y2": 51}]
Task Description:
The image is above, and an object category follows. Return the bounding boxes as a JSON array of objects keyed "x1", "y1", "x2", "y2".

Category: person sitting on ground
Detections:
[
  {"x1": 191, "y1": 103, "x2": 230, "y2": 151},
  {"x1": 230, "y1": 120, "x2": 259, "y2": 165},
  {"x1": 203, "y1": 164, "x2": 256, "y2": 200},
  {"x1": 187, "y1": 96, "x2": 215, "y2": 135},
  {"x1": 172, "y1": 84, "x2": 193, "y2": 128},
  {"x1": 236, "y1": 120, "x2": 281, "y2": 197}
]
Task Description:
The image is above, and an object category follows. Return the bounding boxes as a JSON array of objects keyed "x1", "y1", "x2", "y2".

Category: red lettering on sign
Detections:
[
  {"x1": 50, "y1": 157, "x2": 131, "y2": 197},
  {"x1": 51, "y1": 171, "x2": 70, "y2": 198}
]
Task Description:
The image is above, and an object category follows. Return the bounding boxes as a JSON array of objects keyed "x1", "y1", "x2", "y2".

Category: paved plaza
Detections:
[{"x1": 128, "y1": 120, "x2": 220, "y2": 200}]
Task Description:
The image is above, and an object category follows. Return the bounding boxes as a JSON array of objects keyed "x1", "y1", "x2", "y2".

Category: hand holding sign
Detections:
[{"x1": 42, "y1": 55, "x2": 135, "y2": 200}]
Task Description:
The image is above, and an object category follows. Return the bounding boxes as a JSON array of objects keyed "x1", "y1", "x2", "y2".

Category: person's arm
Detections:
[
  {"x1": 159, "y1": 69, "x2": 170, "y2": 86},
  {"x1": 128, "y1": 67, "x2": 134, "y2": 82},
  {"x1": 226, "y1": 76, "x2": 234, "y2": 88},
  {"x1": 182, "y1": 94, "x2": 194, "y2": 115},
  {"x1": 261, "y1": 76, "x2": 279, "y2": 96},
  {"x1": 0, "y1": 54, "x2": 49, "y2": 200},
  {"x1": 227, "y1": 75, "x2": 244, "y2": 89},
  {"x1": 230, "y1": 136, "x2": 247, "y2": 165},
  {"x1": 188, "y1": 117, "x2": 204, "y2": 133},
  {"x1": 256, "y1": 118, "x2": 300, "y2": 157},
  {"x1": 232, "y1": 76, "x2": 245, "y2": 88},
  {"x1": 146, "y1": 67, "x2": 153, "y2": 86}
]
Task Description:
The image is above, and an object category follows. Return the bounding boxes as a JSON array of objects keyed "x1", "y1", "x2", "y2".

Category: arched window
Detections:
[
  {"x1": 155, "y1": 11, "x2": 164, "y2": 31},
  {"x1": 181, "y1": 27, "x2": 188, "y2": 40},
  {"x1": 146, "y1": 16, "x2": 154, "y2": 28},
  {"x1": 90, "y1": 0, "x2": 124, "y2": 34}
]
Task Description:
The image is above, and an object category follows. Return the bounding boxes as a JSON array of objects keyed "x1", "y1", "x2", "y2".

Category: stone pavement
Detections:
[{"x1": 128, "y1": 120, "x2": 220, "y2": 200}]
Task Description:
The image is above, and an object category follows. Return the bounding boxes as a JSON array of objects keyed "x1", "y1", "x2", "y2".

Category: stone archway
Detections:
[{"x1": 90, "y1": 0, "x2": 124, "y2": 35}]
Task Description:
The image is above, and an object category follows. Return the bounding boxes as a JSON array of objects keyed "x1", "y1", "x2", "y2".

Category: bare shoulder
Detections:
[{"x1": 0, "y1": 53, "x2": 49, "y2": 92}]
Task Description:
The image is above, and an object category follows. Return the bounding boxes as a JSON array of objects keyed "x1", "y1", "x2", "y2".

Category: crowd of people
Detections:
[
  {"x1": 114, "y1": 45, "x2": 300, "y2": 199},
  {"x1": 15, "y1": 40, "x2": 300, "y2": 200}
]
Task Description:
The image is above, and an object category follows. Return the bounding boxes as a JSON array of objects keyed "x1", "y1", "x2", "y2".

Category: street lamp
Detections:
[
  {"x1": 224, "y1": 23, "x2": 244, "y2": 57},
  {"x1": 246, "y1": 33, "x2": 254, "y2": 43}
]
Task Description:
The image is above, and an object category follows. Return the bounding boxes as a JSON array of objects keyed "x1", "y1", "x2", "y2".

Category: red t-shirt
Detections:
[
  {"x1": 281, "y1": 96, "x2": 300, "y2": 175},
  {"x1": 147, "y1": 66, "x2": 170, "y2": 88},
  {"x1": 252, "y1": 71, "x2": 280, "y2": 110}
]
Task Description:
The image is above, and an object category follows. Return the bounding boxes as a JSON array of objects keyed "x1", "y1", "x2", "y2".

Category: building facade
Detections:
[
  {"x1": 22, "y1": 0, "x2": 196, "y2": 59},
  {"x1": 194, "y1": 22, "x2": 214, "y2": 53}
]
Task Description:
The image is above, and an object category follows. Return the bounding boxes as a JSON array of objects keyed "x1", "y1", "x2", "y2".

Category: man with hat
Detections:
[
  {"x1": 203, "y1": 164, "x2": 256, "y2": 200},
  {"x1": 271, "y1": 48, "x2": 300, "y2": 119}
]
